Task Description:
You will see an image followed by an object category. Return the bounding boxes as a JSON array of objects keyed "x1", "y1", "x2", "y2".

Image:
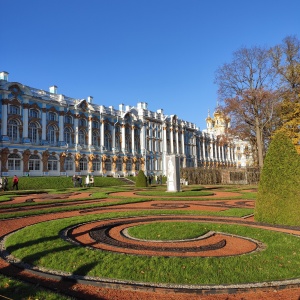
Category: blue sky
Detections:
[{"x1": 1, "y1": 0, "x2": 300, "y2": 129}]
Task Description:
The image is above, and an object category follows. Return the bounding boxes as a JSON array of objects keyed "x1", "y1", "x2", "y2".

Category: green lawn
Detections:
[{"x1": 5, "y1": 211, "x2": 300, "y2": 285}]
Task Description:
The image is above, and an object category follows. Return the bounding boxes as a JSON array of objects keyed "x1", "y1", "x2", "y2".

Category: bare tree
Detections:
[{"x1": 215, "y1": 47, "x2": 280, "y2": 168}]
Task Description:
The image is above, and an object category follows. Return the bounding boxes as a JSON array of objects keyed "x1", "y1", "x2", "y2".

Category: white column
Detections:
[
  {"x1": 170, "y1": 127, "x2": 174, "y2": 153},
  {"x1": 22, "y1": 102, "x2": 29, "y2": 139},
  {"x1": 88, "y1": 115, "x2": 92, "y2": 147},
  {"x1": 41, "y1": 105, "x2": 46, "y2": 141},
  {"x1": 59, "y1": 108, "x2": 64, "y2": 142},
  {"x1": 112, "y1": 125, "x2": 116, "y2": 150},
  {"x1": 163, "y1": 125, "x2": 167, "y2": 153},
  {"x1": 131, "y1": 125, "x2": 135, "y2": 154},
  {"x1": 202, "y1": 134, "x2": 207, "y2": 160},
  {"x1": 121, "y1": 124, "x2": 125, "y2": 152},
  {"x1": 1, "y1": 96, "x2": 8, "y2": 136},
  {"x1": 210, "y1": 138, "x2": 214, "y2": 160},
  {"x1": 176, "y1": 128, "x2": 179, "y2": 154},
  {"x1": 74, "y1": 116, "x2": 79, "y2": 145},
  {"x1": 100, "y1": 120, "x2": 104, "y2": 149},
  {"x1": 181, "y1": 129, "x2": 185, "y2": 156}
]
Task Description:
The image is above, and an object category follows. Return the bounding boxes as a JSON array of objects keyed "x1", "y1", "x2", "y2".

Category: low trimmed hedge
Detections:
[{"x1": 3, "y1": 176, "x2": 126, "y2": 190}]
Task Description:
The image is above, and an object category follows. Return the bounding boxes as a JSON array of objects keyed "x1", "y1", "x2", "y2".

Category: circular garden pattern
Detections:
[{"x1": 1, "y1": 187, "x2": 300, "y2": 299}]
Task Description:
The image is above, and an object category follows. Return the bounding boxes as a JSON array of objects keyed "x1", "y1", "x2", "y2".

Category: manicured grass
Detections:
[
  {"x1": 0, "y1": 274, "x2": 73, "y2": 300},
  {"x1": 135, "y1": 190, "x2": 214, "y2": 197},
  {"x1": 127, "y1": 222, "x2": 210, "y2": 240},
  {"x1": 2, "y1": 176, "x2": 126, "y2": 190},
  {"x1": 5, "y1": 211, "x2": 300, "y2": 285}
]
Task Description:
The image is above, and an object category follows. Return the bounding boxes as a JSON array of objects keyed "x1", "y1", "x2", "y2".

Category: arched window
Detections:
[
  {"x1": 135, "y1": 161, "x2": 140, "y2": 171},
  {"x1": 105, "y1": 160, "x2": 111, "y2": 171},
  {"x1": 48, "y1": 155, "x2": 58, "y2": 171},
  {"x1": 65, "y1": 115, "x2": 73, "y2": 124},
  {"x1": 79, "y1": 157, "x2": 88, "y2": 171},
  {"x1": 92, "y1": 121, "x2": 99, "y2": 129},
  {"x1": 8, "y1": 119, "x2": 20, "y2": 142},
  {"x1": 29, "y1": 109, "x2": 39, "y2": 118},
  {"x1": 78, "y1": 129, "x2": 85, "y2": 146},
  {"x1": 115, "y1": 135, "x2": 121, "y2": 151},
  {"x1": 117, "y1": 159, "x2": 122, "y2": 171},
  {"x1": 8, "y1": 153, "x2": 21, "y2": 171},
  {"x1": 64, "y1": 156, "x2": 73, "y2": 171},
  {"x1": 134, "y1": 136, "x2": 140, "y2": 153},
  {"x1": 125, "y1": 136, "x2": 131, "y2": 152},
  {"x1": 29, "y1": 154, "x2": 40, "y2": 171},
  {"x1": 64, "y1": 127, "x2": 72, "y2": 145},
  {"x1": 48, "y1": 125, "x2": 57, "y2": 145},
  {"x1": 48, "y1": 112, "x2": 57, "y2": 121},
  {"x1": 126, "y1": 160, "x2": 131, "y2": 171},
  {"x1": 9, "y1": 105, "x2": 20, "y2": 115},
  {"x1": 79, "y1": 118, "x2": 87, "y2": 127},
  {"x1": 29, "y1": 122, "x2": 38, "y2": 144},
  {"x1": 92, "y1": 131, "x2": 99, "y2": 147},
  {"x1": 92, "y1": 158, "x2": 101, "y2": 171},
  {"x1": 104, "y1": 133, "x2": 111, "y2": 151}
]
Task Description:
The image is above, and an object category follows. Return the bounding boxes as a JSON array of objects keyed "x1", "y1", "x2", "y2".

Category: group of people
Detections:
[
  {"x1": 0, "y1": 175, "x2": 19, "y2": 191},
  {"x1": 72, "y1": 174, "x2": 94, "y2": 188}
]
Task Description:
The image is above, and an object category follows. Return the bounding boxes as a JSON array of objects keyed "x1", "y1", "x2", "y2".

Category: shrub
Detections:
[
  {"x1": 5, "y1": 176, "x2": 126, "y2": 191},
  {"x1": 135, "y1": 170, "x2": 148, "y2": 187},
  {"x1": 255, "y1": 132, "x2": 300, "y2": 226}
]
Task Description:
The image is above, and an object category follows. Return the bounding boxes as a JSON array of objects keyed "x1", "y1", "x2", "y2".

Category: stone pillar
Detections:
[
  {"x1": 58, "y1": 108, "x2": 64, "y2": 143},
  {"x1": 131, "y1": 125, "x2": 135, "y2": 154},
  {"x1": 88, "y1": 115, "x2": 92, "y2": 148},
  {"x1": 121, "y1": 124, "x2": 125, "y2": 152},
  {"x1": 166, "y1": 155, "x2": 180, "y2": 192},
  {"x1": 100, "y1": 120, "x2": 105, "y2": 150},
  {"x1": 170, "y1": 127, "x2": 174, "y2": 153},
  {"x1": 74, "y1": 114, "x2": 79, "y2": 146},
  {"x1": 1, "y1": 97, "x2": 9, "y2": 139},
  {"x1": 181, "y1": 129, "x2": 185, "y2": 156},
  {"x1": 41, "y1": 105, "x2": 47, "y2": 141},
  {"x1": 176, "y1": 128, "x2": 179, "y2": 154},
  {"x1": 22, "y1": 101, "x2": 30, "y2": 143}
]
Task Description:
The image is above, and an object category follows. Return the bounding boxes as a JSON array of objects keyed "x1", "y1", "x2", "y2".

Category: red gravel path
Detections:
[{"x1": 0, "y1": 190, "x2": 299, "y2": 300}]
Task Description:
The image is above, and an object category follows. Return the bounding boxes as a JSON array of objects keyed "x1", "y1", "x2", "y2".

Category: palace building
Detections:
[{"x1": 0, "y1": 71, "x2": 252, "y2": 178}]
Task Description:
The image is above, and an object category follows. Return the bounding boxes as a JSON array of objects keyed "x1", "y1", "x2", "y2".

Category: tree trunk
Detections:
[{"x1": 255, "y1": 116, "x2": 264, "y2": 168}]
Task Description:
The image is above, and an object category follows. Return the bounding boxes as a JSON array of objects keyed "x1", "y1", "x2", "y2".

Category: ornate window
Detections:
[
  {"x1": 116, "y1": 159, "x2": 122, "y2": 171},
  {"x1": 64, "y1": 127, "x2": 72, "y2": 145},
  {"x1": 115, "y1": 135, "x2": 121, "y2": 151},
  {"x1": 104, "y1": 133, "x2": 111, "y2": 151},
  {"x1": 64, "y1": 156, "x2": 73, "y2": 171},
  {"x1": 105, "y1": 161, "x2": 111, "y2": 171},
  {"x1": 79, "y1": 157, "x2": 88, "y2": 171},
  {"x1": 126, "y1": 161, "x2": 131, "y2": 171},
  {"x1": 29, "y1": 109, "x2": 39, "y2": 118},
  {"x1": 92, "y1": 131, "x2": 99, "y2": 147},
  {"x1": 78, "y1": 129, "x2": 86, "y2": 146},
  {"x1": 7, "y1": 119, "x2": 19, "y2": 142},
  {"x1": 29, "y1": 122, "x2": 38, "y2": 144},
  {"x1": 9, "y1": 105, "x2": 20, "y2": 115},
  {"x1": 29, "y1": 154, "x2": 40, "y2": 171},
  {"x1": 65, "y1": 115, "x2": 73, "y2": 124},
  {"x1": 48, "y1": 125, "x2": 57, "y2": 145},
  {"x1": 92, "y1": 158, "x2": 101, "y2": 171},
  {"x1": 8, "y1": 153, "x2": 21, "y2": 171},
  {"x1": 48, "y1": 155, "x2": 58, "y2": 171},
  {"x1": 92, "y1": 121, "x2": 99, "y2": 129},
  {"x1": 125, "y1": 136, "x2": 131, "y2": 152},
  {"x1": 48, "y1": 112, "x2": 57, "y2": 121},
  {"x1": 79, "y1": 118, "x2": 86, "y2": 127}
]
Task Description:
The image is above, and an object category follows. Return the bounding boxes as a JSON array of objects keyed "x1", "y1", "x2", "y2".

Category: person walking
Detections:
[{"x1": 12, "y1": 175, "x2": 19, "y2": 190}]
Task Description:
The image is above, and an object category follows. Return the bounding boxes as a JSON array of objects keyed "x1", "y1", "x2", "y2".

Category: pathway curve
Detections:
[{"x1": 0, "y1": 189, "x2": 299, "y2": 300}]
